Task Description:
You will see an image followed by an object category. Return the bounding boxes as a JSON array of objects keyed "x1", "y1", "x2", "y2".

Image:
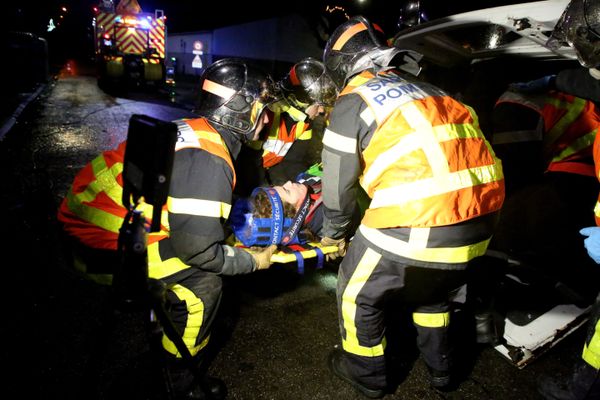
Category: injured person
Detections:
[{"x1": 229, "y1": 164, "x2": 364, "y2": 272}]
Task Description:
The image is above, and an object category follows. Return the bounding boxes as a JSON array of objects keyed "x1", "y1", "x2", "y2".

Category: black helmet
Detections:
[
  {"x1": 279, "y1": 57, "x2": 338, "y2": 111},
  {"x1": 398, "y1": 0, "x2": 428, "y2": 30},
  {"x1": 323, "y1": 16, "x2": 418, "y2": 89},
  {"x1": 196, "y1": 58, "x2": 278, "y2": 138},
  {"x1": 548, "y1": 0, "x2": 600, "y2": 68}
]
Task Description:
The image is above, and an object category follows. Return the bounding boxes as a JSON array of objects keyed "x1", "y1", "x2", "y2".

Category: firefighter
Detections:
[
  {"x1": 234, "y1": 58, "x2": 338, "y2": 195},
  {"x1": 57, "y1": 58, "x2": 279, "y2": 400},
  {"x1": 319, "y1": 16, "x2": 505, "y2": 397},
  {"x1": 480, "y1": 88, "x2": 600, "y2": 346},
  {"x1": 263, "y1": 57, "x2": 338, "y2": 185},
  {"x1": 534, "y1": 0, "x2": 600, "y2": 398}
]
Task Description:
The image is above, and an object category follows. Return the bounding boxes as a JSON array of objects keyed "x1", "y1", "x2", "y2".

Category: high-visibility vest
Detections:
[
  {"x1": 342, "y1": 70, "x2": 504, "y2": 228},
  {"x1": 495, "y1": 90, "x2": 599, "y2": 177},
  {"x1": 593, "y1": 132, "x2": 600, "y2": 225},
  {"x1": 261, "y1": 104, "x2": 311, "y2": 168},
  {"x1": 57, "y1": 117, "x2": 234, "y2": 250}
]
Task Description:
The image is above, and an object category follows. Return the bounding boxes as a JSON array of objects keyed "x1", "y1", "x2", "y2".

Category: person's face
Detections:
[{"x1": 274, "y1": 181, "x2": 308, "y2": 210}]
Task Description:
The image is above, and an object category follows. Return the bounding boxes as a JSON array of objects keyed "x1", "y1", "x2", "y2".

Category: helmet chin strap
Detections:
[{"x1": 589, "y1": 68, "x2": 600, "y2": 80}]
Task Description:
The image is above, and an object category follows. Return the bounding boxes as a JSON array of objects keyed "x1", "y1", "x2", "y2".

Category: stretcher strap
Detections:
[
  {"x1": 314, "y1": 247, "x2": 324, "y2": 269},
  {"x1": 294, "y1": 252, "x2": 305, "y2": 274}
]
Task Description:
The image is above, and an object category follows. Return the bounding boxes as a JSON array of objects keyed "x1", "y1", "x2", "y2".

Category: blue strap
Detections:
[
  {"x1": 314, "y1": 247, "x2": 324, "y2": 269},
  {"x1": 294, "y1": 252, "x2": 305, "y2": 275}
]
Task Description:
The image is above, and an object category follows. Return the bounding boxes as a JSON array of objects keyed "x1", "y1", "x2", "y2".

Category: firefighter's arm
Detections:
[
  {"x1": 167, "y1": 149, "x2": 256, "y2": 275},
  {"x1": 320, "y1": 94, "x2": 365, "y2": 240}
]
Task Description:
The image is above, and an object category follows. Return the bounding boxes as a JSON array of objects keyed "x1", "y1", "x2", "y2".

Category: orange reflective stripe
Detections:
[
  {"x1": 184, "y1": 119, "x2": 236, "y2": 187},
  {"x1": 202, "y1": 79, "x2": 235, "y2": 99},
  {"x1": 333, "y1": 22, "x2": 367, "y2": 50},
  {"x1": 289, "y1": 65, "x2": 301, "y2": 86}
]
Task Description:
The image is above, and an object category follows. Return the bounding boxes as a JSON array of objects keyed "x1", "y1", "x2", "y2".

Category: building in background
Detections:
[{"x1": 166, "y1": 14, "x2": 323, "y2": 79}]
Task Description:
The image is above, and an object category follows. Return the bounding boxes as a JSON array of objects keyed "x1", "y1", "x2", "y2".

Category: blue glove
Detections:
[
  {"x1": 509, "y1": 75, "x2": 556, "y2": 93},
  {"x1": 580, "y1": 227, "x2": 600, "y2": 264}
]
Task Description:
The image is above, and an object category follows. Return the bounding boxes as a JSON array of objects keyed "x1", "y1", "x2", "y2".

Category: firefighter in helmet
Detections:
[
  {"x1": 320, "y1": 15, "x2": 505, "y2": 397},
  {"x1": 236, "y1": 58, "x2": 338, "y2": 194},
  {"x1": 57, "y1": 58, "x2": 279, "y2": 400},
  {"x1": 535, "y1": 1, "x2": 600, "y2": 399}
]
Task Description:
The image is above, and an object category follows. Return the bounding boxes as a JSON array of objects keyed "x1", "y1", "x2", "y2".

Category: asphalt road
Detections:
[{"x1": 0, "y1": 61, "x2": 594, "y2": 400}]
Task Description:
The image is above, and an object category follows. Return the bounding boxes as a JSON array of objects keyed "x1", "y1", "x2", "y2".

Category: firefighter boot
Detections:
[
  {"x1": 475, "y1": 312, "x2": 500, "y2": 345},
  {"x1": 427, "y1": 366, "x2": 452, "y2": 392},
  {"x1": 537, "y1": 360, "x2": 600, "y2": 400},
  {"x1": 328, "y1": 348, "x2": 386, "y2": 399},
  {"x1": 167, "y1": 361, "x2": 227, "y2": 400}
]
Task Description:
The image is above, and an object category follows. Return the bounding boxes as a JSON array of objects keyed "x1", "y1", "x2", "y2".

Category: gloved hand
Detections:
[
  {"x1": 320, "y1": 236, "x2": 347, "y2": 261},
  {"x1": 580, "y1": 227, "x2": 600, "y2": 264},
  {"x1": 250, "y1": 245, "x2": 278, "y2": 270},
  {"x1": 508, "y1": 75, "x2": 556, "y2": 93}
]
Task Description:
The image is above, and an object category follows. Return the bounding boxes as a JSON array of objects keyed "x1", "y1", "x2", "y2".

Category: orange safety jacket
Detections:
[
  {"x1": 261, "y1": 104, "x2": 311, "y2": 168},
  {"x1": 495, "y1": 90, "x2": 599, "y2": 177},
  {"x1": 335, "y1": 70, "x2": 504, "y2": 229},
  {"x1": 57, "y1": 118, "x2": 235, "y2": 251},
  {"x1": 593, "y1": 132, "x2": 600, "y2": 226}
]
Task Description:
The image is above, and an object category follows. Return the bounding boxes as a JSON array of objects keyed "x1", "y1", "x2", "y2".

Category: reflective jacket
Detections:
[
  {"x1": 321, "y1": 69, "x2": 504, "y2": 264},
  {"x1": 594, "y1": 133, "x2": 600, "y2": 225},
  {"x1": 494, "y1": 90, "x2": 599, "y2": 177},
  {"x1": 58, "y1": 117, "x2": 256, "y2": 278},
  {"x1": 261, "y1": 103, "x2": 312, "y2": 168}
]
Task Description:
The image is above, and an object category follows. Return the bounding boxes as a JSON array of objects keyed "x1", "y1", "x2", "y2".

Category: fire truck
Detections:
[{"x1": 93, "y1": 0, "x2": 166, "y2": 87}]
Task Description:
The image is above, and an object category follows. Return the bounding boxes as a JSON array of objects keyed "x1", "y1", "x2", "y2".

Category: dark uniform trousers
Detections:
[{"x1": 336, "y1": 229, "x2": 467, "y2": 390}]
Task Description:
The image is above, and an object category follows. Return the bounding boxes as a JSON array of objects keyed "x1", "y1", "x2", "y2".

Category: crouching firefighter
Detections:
[{"x1": 57, "y1": 58, "x2": 280, "y2": 399}]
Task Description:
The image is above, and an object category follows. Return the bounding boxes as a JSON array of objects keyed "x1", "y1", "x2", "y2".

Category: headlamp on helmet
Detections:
[{"x1": 196, "y1": 58, "x2": 279, "y2": 139}]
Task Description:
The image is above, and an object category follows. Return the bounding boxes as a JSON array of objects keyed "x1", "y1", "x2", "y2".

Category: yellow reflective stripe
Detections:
[
  {"x1": 369, "y1": 164, "x2": 501, "y2": 209},
  {"x1": 137, "y1": 201, "x2": 170, "y2": 232},
  {"x1": 582, "y1": 319, "x2": 600, "y2": 369},
  {"x1": 359, "y1": 225, "x2": 490, "y2": 263},
  {"x1": 147, "y1": 242, "x2": 189, "y2": 279},
  {"x1": 545, "y1": 96, "x2": 586, "y2": 149},
  {"x1": 341, "y1": 248, "x2": 386, "y2": 357},
  {"x1": 167, "y1": 197, "x2": 231, "y2": 219},
  {"x1": 66, "y1": 152, "x2": 124, "y2": 233},
  {"x1": 286, "y1": 106, "x2": 307, "y2": 122},
  {"x1": 363, "y1": 102, "x2": 486, "y2": 191},
  {"x1": 66, "y1": 191, "x2": 123, "y2": 233},
  {"x1": 198, "y1": 129, "x2": 227, "y2": 146},
  {"x1": 297, "y1": 123, "x2": 312, "y2": 140},
  {"x1": 551, "y1": 129, "x2": 596, "y2": 162},
  {"x1": 161, "y1": 283, "x2": 209, "y2": 358},
  {"x1": 595, "y1": 201, "x2": 600, "y2": 219},
  {"x1": 362, "y1": 130, "x2": 423, "y2": 189},
  {"x1": 413, "y1": 312, "x2": 450, "y2": 328},
  {"x1": 268, "y1": 112, "x2": 282, "y2": 138},
  {"x1": 323, "y1": 128, "x2": 357, "y2": 154}
]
